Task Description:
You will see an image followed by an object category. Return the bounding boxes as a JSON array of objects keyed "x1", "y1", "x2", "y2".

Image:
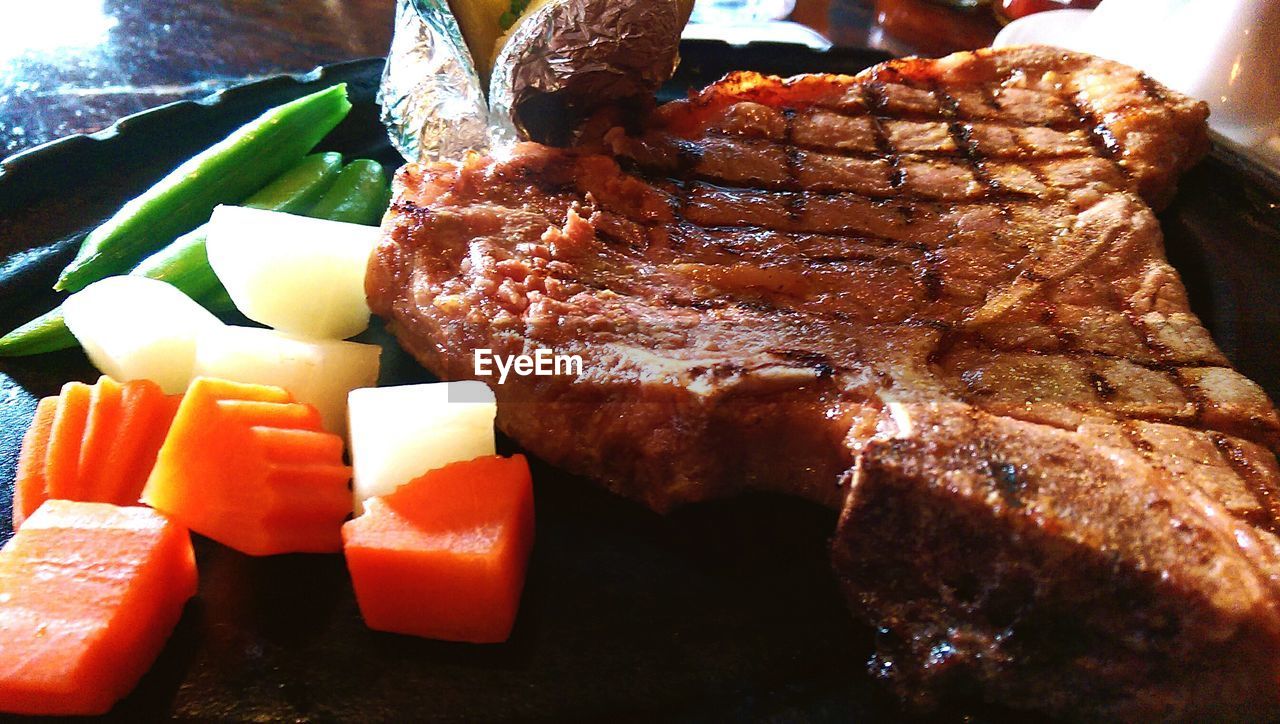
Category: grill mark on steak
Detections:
[
  {"x1": 780, "y1": 108, "x2": 805, "y2": 222},
  {"x1": 606, "y1": 181, "x2": 1059, "y2": 235},
  {"x1": 1210, "y1": 431, "x2": 1280, "y2": 535},
  {"x1": 862, "y1": 82, "x2": 908, "y2": 189},
  {"x1": 766, "y1": 348, "x2": 840, "y2": 378},
  {"x1": 1062, "y1": 85, "x2": 1129, "y2": 178},
  {"x1": 368, "y1": 47, "x2": 1277, "y2": 720},
  {"x1": 1111, "y1": 419, "x2": 1280, "y2": 536},
  {"x1": 954, "y1": 335, "x2": 1227, "y2": 373},
  {"x1": 832, "y1": 106, "x2": 1093, "y2": 135},
  {"x1": 676, "y1": 175, "x2": 1046, "y2": 202},
  {"x1": 1087, "y1": 370, "x2": 1118, "y2": 400},
  {"x1": 706, "y1": 129, "x2": 1102, "y2": 162},
  {"x1": 929, "y1": 80, "x2": 1006, "y2": 197}
]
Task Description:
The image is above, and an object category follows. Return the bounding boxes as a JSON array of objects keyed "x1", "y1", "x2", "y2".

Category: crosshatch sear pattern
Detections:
[{"x1": 368, "y1": 47, "x2": 1280, "y2": 719}]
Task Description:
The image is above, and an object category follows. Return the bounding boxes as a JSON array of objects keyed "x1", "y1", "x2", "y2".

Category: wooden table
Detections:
[{"x1": 0, "y1": 0, "x2": 999, "y2": 159}]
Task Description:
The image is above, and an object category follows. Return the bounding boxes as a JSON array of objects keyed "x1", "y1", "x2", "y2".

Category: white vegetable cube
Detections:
[
  {"x1": 193, "y1": 325, "x2": 381, "y2": 433},
  {"x1": 348, "y1": 381, "x2": 497, "y2": 512},
  {"x1": 205, "y1": 205, "x2": 381, "y2": 340},
  {"x1": 63, "y1": 276, "x2": 224, "y2": 394}
]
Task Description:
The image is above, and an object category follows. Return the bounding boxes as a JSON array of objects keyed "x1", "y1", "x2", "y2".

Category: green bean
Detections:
[
  {"x1": 304, "y1": 159, "x2": 392, "y2": 226},
  {"x1": 54, "y1": 84, "x2": 352, "y2": 292},
  {"x1": 0, "y1": 152, "x2": 344, "y2": 357},
  {"x1": 132, "y1": 152, "x2": 345, "y2": 299},
  {"x1": 0, "y1": 313, "x2": 76, "y2": 357},
  {"x1": 200, "y1": 286, "x2": 238, "y2": 315}
]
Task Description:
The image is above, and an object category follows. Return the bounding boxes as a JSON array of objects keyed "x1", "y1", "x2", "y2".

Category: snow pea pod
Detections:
[
  {"x1": 54, "y1": 84, "x2": 352, "y2": 292},
  {"x1": 0, "y1": 152, "x2": 344, "y2": 356},
  {"x1": 304, "y1": 159, "x2": 392, "y2": 226}
]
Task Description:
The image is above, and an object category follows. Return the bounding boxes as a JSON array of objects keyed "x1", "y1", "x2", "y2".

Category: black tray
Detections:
[{"x1": 2, "y1": 41, "x2": 1278, "y2": 722}]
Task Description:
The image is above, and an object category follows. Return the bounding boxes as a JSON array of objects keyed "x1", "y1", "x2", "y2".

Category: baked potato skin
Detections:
[
  {"x1": 492, "y1": 0, "x2": 691, "y2": 144},
  {"x1": 449, "y1": 0, "x2": 694, "y2": 89}
]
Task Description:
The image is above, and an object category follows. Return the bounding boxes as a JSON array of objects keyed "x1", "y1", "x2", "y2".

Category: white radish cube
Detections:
[
  {"x1": 348, "y1": 381, "x2": 497, "y2": 512},
  {"x1": 193, "y1": 325, "x2": 381, "y2": 433},
  {"x1": 63, "y1": 276, "x2": 224, "y2": 394},
  {"x1": 205, "y1": 205, "x2": 381, "y2": 340}
]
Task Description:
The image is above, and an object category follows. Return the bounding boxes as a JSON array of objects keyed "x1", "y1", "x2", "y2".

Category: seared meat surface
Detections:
[{"x1": 368, "y1": 46, "x2": 1280, "y2": 719}]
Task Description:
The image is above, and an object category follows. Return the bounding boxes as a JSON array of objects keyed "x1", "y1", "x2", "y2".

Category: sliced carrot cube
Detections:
[
  {"x1": 43, "y1": 381, "x2": 91, "y2": 501},
  {"x1": 14, "y1": 377, "x2": 180, "y2": 517},
  {"x1": 95, "y1": 378, "x2": 179, "y2": 506},
  {"x1": 11, "y1": 397, "x2": 57, "y2": 529},
  {"x1": 192, "y1": 377, "x2": 292, "y2": 404},
  {"x1": 342, "y1": 455, "x2": 535, "y2": 643},
  {"x1": 215, "y1": 398, "x2": 322, "y2": 430},
  {"x1": 0, "y1": 500, "x2": 197, "y2": 716},
  {"x1": 74, "y1": 376, "x2": 124, "y2": 502},
  {"x1": 141, "y1": 377, "x2": 351, "y2": 556}
]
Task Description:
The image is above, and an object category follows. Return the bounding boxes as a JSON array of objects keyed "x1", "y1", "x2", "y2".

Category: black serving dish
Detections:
[{"x1": 1, "y1": 40, "x2": 1278, "y2": 722}]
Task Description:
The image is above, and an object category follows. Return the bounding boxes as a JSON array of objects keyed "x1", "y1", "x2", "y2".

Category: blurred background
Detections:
[{"x1": 0, "y1": 0, "x2": 1194, "y2": 159}]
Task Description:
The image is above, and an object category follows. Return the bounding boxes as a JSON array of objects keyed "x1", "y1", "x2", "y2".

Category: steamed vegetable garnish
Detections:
[
  {"x1": 43, "y1": 381, "x2": 92, "y2": 504},
  {"x1": 131, "y1": 151, "x2": 347, "y2": 299},
  {"x1": 342, "y1": 454, "x2": 535, "y2": 643},
  {"x1": 96, "y1": 378, "x2": 180, "y2": 505},
  {"x1": 193, "y1": 325, "x2": 381, "y2": 434},
  {"x1": 303, "y1": 159, "x2": 392, "y2": 226},
  {"x1": 141, "y1": 377, "x2": 352, "y2": 556},
  {"x1": 0, "y1": 312, "x2": 76, "y2": 358},
  {"x1": 12, "y1": 397, "x2": 57, "y2": 529},
  {"x1": 0, "y1": 500, "x2": 197, "y2": 716},
  {"x1": 54, "y1": 84, "x2": 352, "y2": 292},
  {"x1": 348, "y1": 381, "x2": 497, "y2": 511},
  {"x1": 63, "y1": 276, "x2": 223, "y2": 394},
  {"x1": 0, "y1": 152, "x2": 345, "y2": 358},
  {"x1": 205, "y1": 205, "x2": 381, "y2": 340},
  {"x1": 15, "y1": 376, "x2": 179, "y2": 523},
  {"x1": 245, "y1": 151, "x2": 347, "y2": 214}
]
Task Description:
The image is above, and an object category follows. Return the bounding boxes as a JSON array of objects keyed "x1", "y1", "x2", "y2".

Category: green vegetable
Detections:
[
  {"x1": 0, "y1": 152, "x2": 344, "y2": 357},
  {"x1": 54, "y1": 84, "x2": 352, "y2": 292},
  {"x1": 500, "y1": 0, "x2": 531, "y2": 29},
  {"x1": 201, "y1": 286, "x2": 238, "y2": 315},
  {"x1": 305, "y1": 159, "x2": 392, "y2": 226},
  {"x1": 132, "y1": 151, "x2": 345, "y2": 299},
  {"x1": 0, "y1": 313, "x2": 76, "y2": 357}
]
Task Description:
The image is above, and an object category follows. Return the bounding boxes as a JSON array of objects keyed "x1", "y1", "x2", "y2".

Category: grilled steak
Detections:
[{"x1": 368, "y1": 46, "x2": 1280, "y2": 719}]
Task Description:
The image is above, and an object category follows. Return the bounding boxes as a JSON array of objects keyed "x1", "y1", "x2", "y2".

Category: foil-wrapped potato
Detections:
[
  {"x1": 486, "y1": 0, "x2": 694, "y2": 145},
  {"x1": 453, "y1": 0, "x2": 695, "y2": 81},
  {"x1": 380, "y1": 0, "x2": 693, "y2": 160}
]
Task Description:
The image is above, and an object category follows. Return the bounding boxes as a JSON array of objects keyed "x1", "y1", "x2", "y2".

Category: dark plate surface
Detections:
[{"x1": 2, "y1": 42, "x2": 1278, "y2": 722}]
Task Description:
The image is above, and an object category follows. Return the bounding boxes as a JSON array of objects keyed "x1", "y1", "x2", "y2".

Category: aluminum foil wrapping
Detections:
[
  {"x1": 378, "y1": 0, "x2": 493, "y2": 162},
  {"x1": 380, "y1": 0, "x2": 683, "y2": 162},
  {"x1": 489, "y1": 0, "x2": 683, "y2": 146}
]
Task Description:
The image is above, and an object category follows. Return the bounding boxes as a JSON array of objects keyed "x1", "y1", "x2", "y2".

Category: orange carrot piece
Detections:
[
  {"x1": 12, "y1": 398, "x2": 57, "y2": 530},
  {"x1": 74, "y1": 376, "x2": 124, "y2": 503},
  {"x1": 16, "y1": 377, "x2": 181, "y2": 515},
  {"x1": 42, "y1": 382, "x2": 92, "y2": 502},
  {"x1": 342, "y1": 455, "x2": 535, "y2": 643},
  {"x1": 251, "y1": 426, "x2": 346, "y2": 464},
  {"x1": 215, "y1": 398, "x2": 322, "y2": 431},
  {"x1": 96, "y1": 379, "x2": 180, "y2": 507},
  {"x1": 141, "y1": 377, "x2": 351, "y2": 556},
  {"x1": 0, "y1": 500, "x2": 197, "y2": 716},
  {"x1": 194, "y1": 377, "x2": 293, "y2": 405}
]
